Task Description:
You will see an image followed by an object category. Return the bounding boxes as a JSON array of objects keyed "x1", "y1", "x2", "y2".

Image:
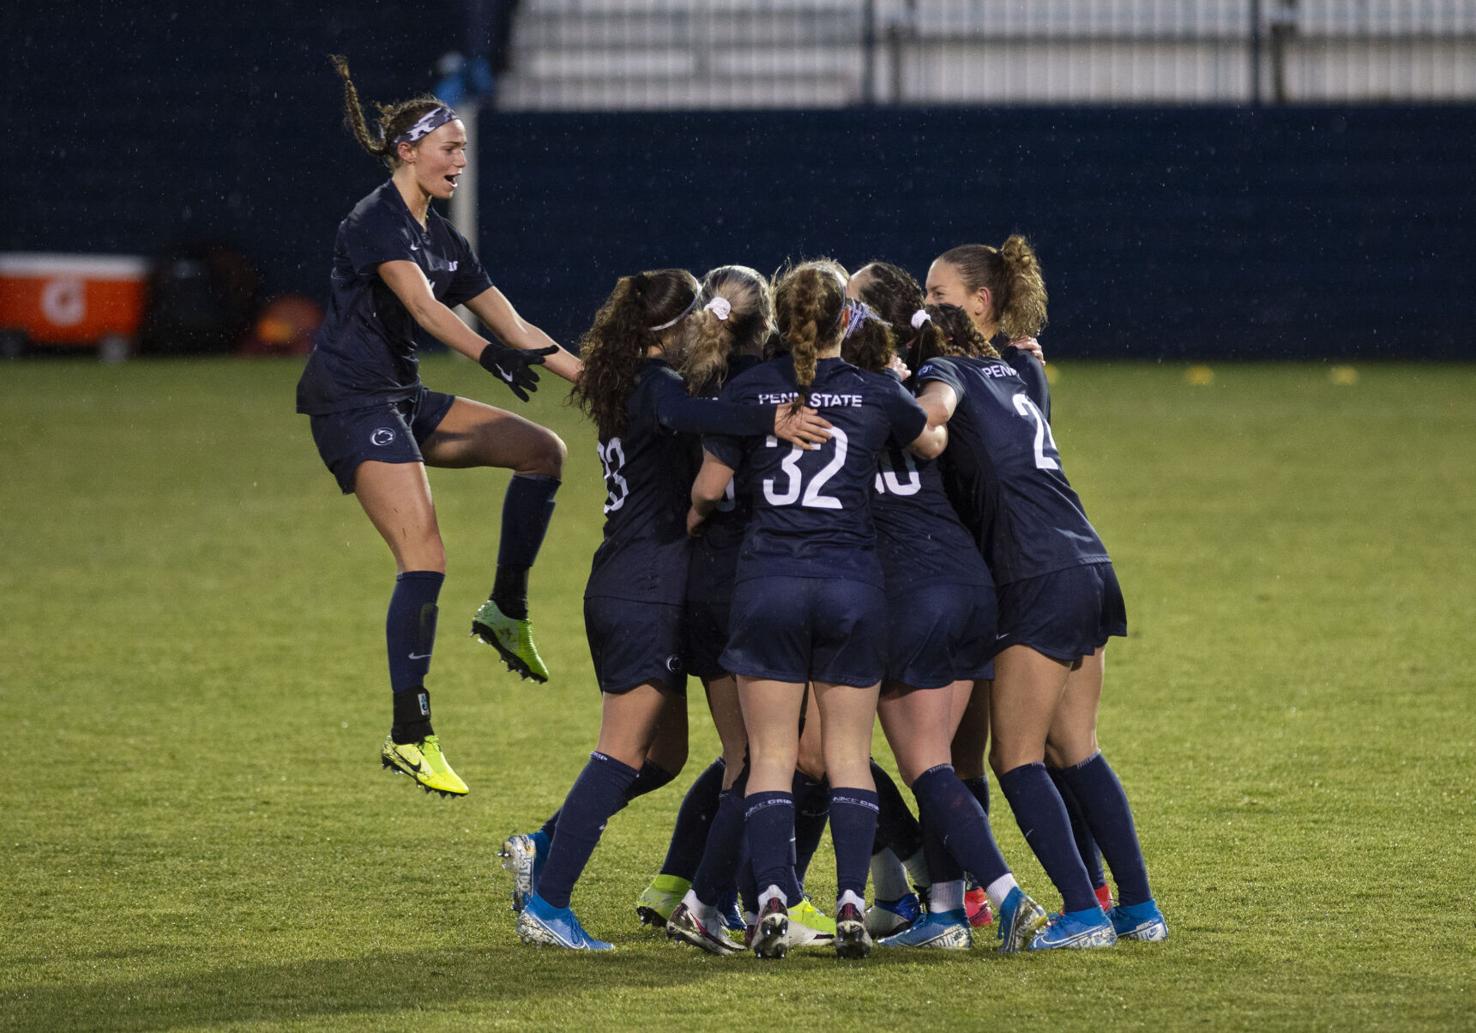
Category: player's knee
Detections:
[
  {"x1": 527, "y1": 429, "x2": 566, "y2": 478},
  {"x1": 397, "y1": 531, "x2": 446, "y2": 573}
]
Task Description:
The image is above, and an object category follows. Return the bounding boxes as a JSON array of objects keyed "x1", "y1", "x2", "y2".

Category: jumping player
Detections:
[
  {"x1": 688, "y1": 260, "x2": 945, "y2": 959},
  {"x1": 510, "y1": 269, "x2": 830, "y2": 951},
  {"x1": 297, "y1": 57, "x2": 580, "y2": 797},
  {"x1": 914, "y1": 299, "x2": 1167, "y2": 949}
]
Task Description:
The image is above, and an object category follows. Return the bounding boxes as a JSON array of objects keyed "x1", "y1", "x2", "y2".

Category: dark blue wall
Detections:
[{"x1": 6, "y1": 5, "x2": 1473, "y2": 358}]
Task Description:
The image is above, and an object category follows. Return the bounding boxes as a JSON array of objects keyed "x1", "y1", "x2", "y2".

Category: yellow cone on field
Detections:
[
  {"x1": 1185, "y1": 365, "x2": 1215, "y2": 386},
  {"x1": 1329, "y1": 365, "x2": 1359, "y2": 386}
]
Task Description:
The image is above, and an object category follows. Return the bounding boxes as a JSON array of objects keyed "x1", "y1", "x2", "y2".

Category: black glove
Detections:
[{"x1": 478, "y1": 343, "x2": 557, "y2": 402}]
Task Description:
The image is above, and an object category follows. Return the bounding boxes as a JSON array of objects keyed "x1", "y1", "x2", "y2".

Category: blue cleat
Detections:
[
  {"x1": 516, "y1": 892, "x2": 613, "y2": 951},
  {"x1": 1028, "y1": 907, "x2": 1118, "y2": 950},
  {"x1": 996, "y1": 886, "x2": 1049, "y2": 953},
  {"x1": 878, "y1": 908, "x2": 972, "y2": 950},
  {"x1": 864, "y1": 892, "x2": 922, "y2": 938},
  {"x1": 1108, "y1": 899, "x2": 1169, "y2": 942},
  {"x1": 721, "y1": 899, "x2": 745, "y2": 933},
  {"x1": 500, "y1": 829, "x2": 550, "y2": 913}
]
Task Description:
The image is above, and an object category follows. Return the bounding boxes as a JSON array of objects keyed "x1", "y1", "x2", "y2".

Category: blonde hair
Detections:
[
  {"x1": 773, "y1": 259, "x2": 848, "y2": 402},
  {"x1": 937, "y1": 235, "x2": 1048, "y2": 340},
  {"x1": 676, "y1": 265, "x2": 774, "y2": 393}
]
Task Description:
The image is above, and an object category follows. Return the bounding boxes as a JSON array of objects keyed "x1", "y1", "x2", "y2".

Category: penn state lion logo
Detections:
[
  {"x1": 665, "y1": 655, "x2": 683, "y2": 674},
  {"x1": 371, "y1": 428, "x2": 395, "y2": 446}
]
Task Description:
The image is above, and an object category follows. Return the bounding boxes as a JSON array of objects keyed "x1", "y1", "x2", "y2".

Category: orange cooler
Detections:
[{"x1": 0, "y1": 253, "x2": 150, "y2": 347}]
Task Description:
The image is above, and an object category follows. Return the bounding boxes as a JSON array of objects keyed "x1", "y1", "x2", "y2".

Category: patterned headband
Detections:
[
  {"x1": 393, "y1": 106, "x2": 458, "y2": 146},
  {"x1": 841, "y1": 298, "x2": 879, "y2": 340}
]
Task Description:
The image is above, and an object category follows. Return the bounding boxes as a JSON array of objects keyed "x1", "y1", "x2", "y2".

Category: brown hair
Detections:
[
  {"x1": 852, "y1": 260, "x2": 950, "y2": 370},
  {"x1": 936, "y1": 235, "x2": 1048, "y2": 341},
  {"x1": 330, "y1": 55, "x2": 451, "y2": 169},
  {"x1": 676, "y1": 265, "x2": 775, "y2": 394},
  {"x1": 571, "y1": 269, "x2": 700, "y2": 439},
  {"x1": 772, "y1": 259, "x2": 848, "y2": 404},
  {"x1": 924, "y1": 303, "x2": 1000, "y2": 361}
]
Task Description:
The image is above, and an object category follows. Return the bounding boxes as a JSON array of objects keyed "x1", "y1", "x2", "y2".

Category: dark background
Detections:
[{"x1": 6, "y1": 1, "x2": 1473, "y2": 358}]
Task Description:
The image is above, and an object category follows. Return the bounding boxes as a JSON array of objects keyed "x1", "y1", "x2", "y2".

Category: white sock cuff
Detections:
[{"x1": 985, "y1": 873, "x2": 1019, "y2": 911}]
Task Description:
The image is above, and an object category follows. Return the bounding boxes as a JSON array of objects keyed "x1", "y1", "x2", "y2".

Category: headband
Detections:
[
  {"x1": 841, "y1": 298, "x2": 879, "y2": 340},
  {"x1": 648, "y1": 290, "x2": 703, "y2": 332},
  {"x1": 910, "y1": 308, "x2": 931, "y2": 330},
  {"x1": 393, "y1": 106, "x2": 458, "y2": 146}
]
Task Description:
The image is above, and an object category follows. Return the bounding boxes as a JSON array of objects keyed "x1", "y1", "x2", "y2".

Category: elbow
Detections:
[{"x1": 911, "y1": 428, "x2": 947, "y2": 461}]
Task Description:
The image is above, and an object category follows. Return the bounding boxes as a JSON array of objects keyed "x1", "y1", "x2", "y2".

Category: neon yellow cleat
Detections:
[
  {"x1": 788, "y1": 897, "x2": 836, "y2": 947},
  {"x1": 471, "y1": 600, "x2": 550, "y2": 683},
  {"x1": 380, "y1": 734, "x2": 469, "y2": 797},
  {"x1": 635, "y1": 874, "x2": 691, "y2": 927}
]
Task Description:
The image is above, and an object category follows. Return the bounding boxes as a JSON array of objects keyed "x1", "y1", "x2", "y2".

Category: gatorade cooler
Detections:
[{"x1": 0, "y1": 253, "x2": 150, "y2": 354}]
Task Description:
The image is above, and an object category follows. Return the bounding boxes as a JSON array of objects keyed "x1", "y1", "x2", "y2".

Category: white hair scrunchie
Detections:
[
  {"x1": 910, "y1": 308, "x2": 931, "y2": 330},
  {"x1": 705, "y1": 296, "x2": 732, "y2": 322}
]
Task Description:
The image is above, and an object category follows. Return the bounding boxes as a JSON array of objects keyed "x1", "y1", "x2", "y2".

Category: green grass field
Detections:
[{"x1": 2, "y1": 357, "x2": 1473, "y2": 1032}]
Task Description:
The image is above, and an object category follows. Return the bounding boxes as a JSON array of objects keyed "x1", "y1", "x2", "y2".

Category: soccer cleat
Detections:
[
  {"x1": 833, "y1": 902, "x2": 873, "y2": 959},
  {"x1": 721, "y1": 898, "x2": 746, "y2": 933},
  {"x1": 380, "y1": 734, "x2": 468, "y2": 797},
  {"x1": 499, "y1": 829, "x2": 549, "y2": 912},
  {"x1": 965, "y1": 886, "x2": 995, "y2": 927},
  {"x1": 752, "y1": 898, "x2": 790, "y2": 959},
  {"x1": 667, "y1": 902, "x2": 743, "y2": 956},
  {"x1": 787, "y1": 897, "x2": 836, "y2": 947},
  {"x1": 635, "y1": 874, "x2": 690, "y2": 928},
  {"x1": 516, "y1": 892, "x2": 613, "y2": 951},
  {"x1": 471, "y1": 599, "x2": 550, "y2": 682},
  {"x1": 878, "y1": 908, "x2": 973, "y2": 950},
  {"x1": 865, "y1": 893, "x2": 922, "y2": 937},
  {"x1": 1108, "y1": 899, "x2": 1169, "y2": 942},
  {"x1": 1029, "y1": 907, "x2": 1118, "y2": 951},
  {"x1": 1095, "y1": 884, "x2": 1116, "y2": 912},
  {"x1": 996, "y1": 886, "x2": 1050, "y2": 954}
]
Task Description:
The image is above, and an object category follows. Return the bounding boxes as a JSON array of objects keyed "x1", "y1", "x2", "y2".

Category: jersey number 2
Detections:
[
  {"x1": 1013, "y1": 392, "x2": 1060, "y2": 471},
  {"x1": 763, "y1": 427, "x2": 849, "y2": 509},
  {"x1": 597, "y1": 438, "x2": 630, "y2": 513}
]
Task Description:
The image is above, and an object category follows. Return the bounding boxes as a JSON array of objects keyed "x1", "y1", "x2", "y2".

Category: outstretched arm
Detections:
[{"x1": 464, "y1": 286, "x2": 584, "y2": 384}]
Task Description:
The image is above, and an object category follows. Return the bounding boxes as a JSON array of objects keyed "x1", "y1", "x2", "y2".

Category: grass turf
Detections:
[{"x1": 1, "y1": 357, "x2": 1472, "y2": 1032}]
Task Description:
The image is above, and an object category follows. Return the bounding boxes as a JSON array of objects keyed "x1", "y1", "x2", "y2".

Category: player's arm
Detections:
[
  {"x1": 463, "y1": 285, "x2": 583, "y2": 384},
  {"x1": 378, "y1": 261, "x2": 554, "y2": 401},
  {"x1": 688, "y1": 451, "x2": 736, "y2": 536},
  {"x1": 647, "y1": 373, "x2": 830, "y2": 448},
  {"x1": 916, "y1": 379, "x2": 959, "y2": 433}
]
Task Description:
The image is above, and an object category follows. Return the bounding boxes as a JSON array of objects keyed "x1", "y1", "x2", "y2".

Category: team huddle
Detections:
[{"x1": 301, "y1": 61, "x2": 1167, "y2": 964}]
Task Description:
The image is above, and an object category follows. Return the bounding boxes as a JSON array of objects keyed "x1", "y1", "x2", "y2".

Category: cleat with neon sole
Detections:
[
  {"x1": 380, "y1": 734, "x2": 468, "y2": 797},
  {"x1": 471, "y1": 599, "x2": 550, "y2": 682}
]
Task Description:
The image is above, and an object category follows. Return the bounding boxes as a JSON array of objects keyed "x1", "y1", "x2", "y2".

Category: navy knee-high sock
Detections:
[
  {"x1": 792, "y1": 772, "x2": 830, "y2": 888},
  {"x1": 659, "y1": 757, "x2": 727, "y2": 880},
  {"x1": 387, "y1": 571, "x2": 444, "y2": 743},
  {"x1": 911, "y1": 764, "x2": 1010, "y2": 889},
  {"x1": 921, "y1": 812, "x2": 964, "y2": 888},
  {"x1": 738, "y1": 845, "x2": 759, "y2": 916},
  {"x1": 829, "y1": 787, "x2": 881, "y2": 902},
  {"x1": 538, "y1": 752, "x2": 639, "y2": 909},
  {"x1": 871, "y1": 759, "x2": 924, "y2": 860},
  {"x1": 745, "y1": 791, "x2": 798, "y2": 904},
  {"x1": 538, "y1": 760, "x2": 677, "y2": 840},
  {"x1": 491, "y1": 474, "x2": 559, "y2": 620},
  {"x1": 1048, "y1": 765, "x2": 1107, "y2": 890},
  {"x1": 692, "y1": 768, "x2": 750, "y2": 905},
  {"x1": 962, "y1": 774, "x2": 990, "y2": 815},
  {"x1": 1056, "y1": 753, "x2": 1153, "y2": 906},
  {"x1": 996, "y1": 762, "x2": 1099, "y2": 914}
]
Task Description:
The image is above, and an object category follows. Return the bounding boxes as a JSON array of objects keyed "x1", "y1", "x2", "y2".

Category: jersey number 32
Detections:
[{"x1": 762, "y1": 428, "x2": 849, "y2": 510}]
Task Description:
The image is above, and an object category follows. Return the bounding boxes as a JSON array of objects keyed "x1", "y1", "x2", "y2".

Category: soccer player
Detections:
[
  {"x1": 510, "y1": 269, "x2": 830, "y2": 951},
  {"x1": 296, "y1": 57, "x2": 580, "y2": 797},
  {"x1": 844, "y1": 263, "x2": 1052, "y2": 952},
  {"x1": 926, "y1": 240, "x2": 1115, "y2": 913},
  {"x1": 687, "y1": 260, "x2": 946, "y2": 959},
  {"x1": 913, "y1": 294, "x2": 1168, "y2": 949}
]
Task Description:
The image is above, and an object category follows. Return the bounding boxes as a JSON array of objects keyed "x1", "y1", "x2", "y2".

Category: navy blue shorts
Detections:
[
  {"x1": 584, "y1": 596, "x2": 687, "y2": 696},
  {"x1": 995, "y1": 562, "x2": 1128, "y2": 664},
  {"x1": 721, "y1": 576, "x2": 886, "y2": 688},
  {"x1": 308, "y1": 386, "x2": 456, "y2": 494},
  {"x1": 683, "y1": 596, "x2": 732, "y2": 682},
  {"x1": 885, "y1": 581, "x2": 997, "y2": 689}
]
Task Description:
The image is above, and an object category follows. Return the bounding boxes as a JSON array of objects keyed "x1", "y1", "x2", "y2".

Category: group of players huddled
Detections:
[{"x1": 302, "y1": 60, "x2": 1167, "y2": 963}]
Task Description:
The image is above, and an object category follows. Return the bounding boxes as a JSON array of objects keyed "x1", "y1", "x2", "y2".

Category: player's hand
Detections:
[
  {"x1": 1011, "y1": 336, "x2": 1045, "y2": 363},
  {"x1": 478, "y1": 343, "x2": 558, "y2": 401},
  {"x1": 774, "y1": 405, "x2": 831, "y2": 451},
  {"x1": 686, "y1": 505, "x2": 708, "y2": 537},
  {"x1": 886, "y1": 353, "x2": 912, "y2": 382}
]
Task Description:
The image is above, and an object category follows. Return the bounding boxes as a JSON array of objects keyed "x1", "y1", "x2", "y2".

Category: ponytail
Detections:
[
  {"x1": 773, "y1": 260, "x2": 847, "y2": 408},
  {"x1": 329, "y1": 54, "x2": 452, "y2": 170},
  {"x1": 936, "y1": 237, "x2": 1049, "y2": 342}
]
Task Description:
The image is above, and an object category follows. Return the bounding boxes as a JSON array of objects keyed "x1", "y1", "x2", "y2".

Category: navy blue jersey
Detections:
[
  {"x1": 917, "y1": 355, "x2": 1108, "y2": 585},
  {"x1": 687, "y1": 354, "x2": 762, "y2": 602},
  {"x1": 296, "y1": 181, "x2": 493, "y2": 415},
  {"x1": 872, "y1": 444, "x2": 992, "y2": 592},
  {"x1": 1002, "y1": 345, "x2": 1050, "y2": 422},
  {"x1": 705, "y1": 355, "x2": 927, "y2": 588}
]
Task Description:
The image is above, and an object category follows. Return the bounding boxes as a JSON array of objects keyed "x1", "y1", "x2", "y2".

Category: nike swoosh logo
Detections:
[
  {"x1": 499, "y1": 368, "x2": 515, "y2": 383},
  {"x1": 410, "y1": 243, "x2": 420, "y2": 251},
  {"x1": 408, "y1": 652, "x2": 432, "y2": 660}
]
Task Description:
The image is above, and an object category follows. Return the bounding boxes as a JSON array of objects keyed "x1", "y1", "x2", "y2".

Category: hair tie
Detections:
[
  {"x1": 647, "y1": 290, "x2": 703, "y2": 332},
  {"x1": 392, "y1": 106, "x2": 458, "y2": 145},
  {"x1": 910, "y1": 308, "x2": 931, "y2": 330},
  {"x1": 704, "y1": 296, "x2": 732, "y2": 322}
]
